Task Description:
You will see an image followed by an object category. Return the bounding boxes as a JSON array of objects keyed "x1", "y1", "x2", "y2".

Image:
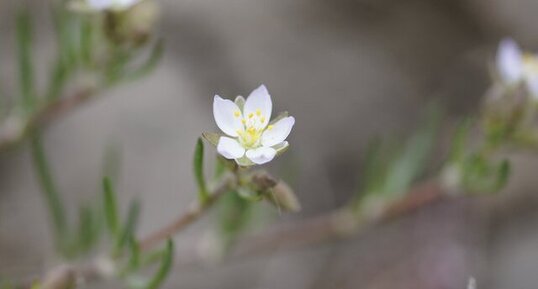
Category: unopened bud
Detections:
[
  {"x1": 105, "y1": 0, "x2": 160, "y2": 46},
  {"x1": 250, "y1": 171, "x2": 278, "y2": 191},
  {"x1": 266, "y1": 180, "x2": 301, "y2": 212}
]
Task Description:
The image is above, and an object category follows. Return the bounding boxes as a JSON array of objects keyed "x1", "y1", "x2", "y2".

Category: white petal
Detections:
[
  {"x1": 497, "y1": 38, "x2": 523, "y2": 83},
  {"x1": 261, "y1": 116, "x2": 295, "y2": 147},
  {"x1": 246, "y1": 147, "x2": 277, "y2": 165},
  {"x1": 87, "y1": 0, "x2": 139, "y2": 9},
  {"x1": 244, "y1": 85, "x2": 272, "y2": 127},
  {"x1": 213, "y1": 95, "x2": 243, "y2": 137},
  {"x1": 87, "y1": 0, "x2": 111, "y2": 9},
  {"x1": 117, "y1": 0, "x2": 140, "y2": 6},
  {"x1": 526, "y1": 73, "x2": 538, "y2": 99},
  {"x1": 217, "y1": 137, "x2": 245, "y2": 159}
]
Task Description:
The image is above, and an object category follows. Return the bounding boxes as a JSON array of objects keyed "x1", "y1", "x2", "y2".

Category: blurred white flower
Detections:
[
  {"x1": 86, "y1": 0, "x2": 141, "y2": 11},
  {"x1": 467, "y1": 277, "x2": 476, "y2": 289},
  {"x1": 213, "y1": 85, "x2": 295, "y2": 165},
  {"x1": 497, "y1": 38, "x2": 538, "y2": 98}
]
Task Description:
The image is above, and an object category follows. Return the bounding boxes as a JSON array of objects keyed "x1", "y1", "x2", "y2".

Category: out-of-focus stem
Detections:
[
  {"x1": 17, "y1": 180, "x2": 446, "y2": 289},
  {"x1": 0, "y1": 86, "x2": 96, "y2": 152},
  {"x1": 231, "y1": 181, "x2": 444, "y2": 257},
  {"x1": 139, "y1": 173, "x2": 237, "y2": 251}
]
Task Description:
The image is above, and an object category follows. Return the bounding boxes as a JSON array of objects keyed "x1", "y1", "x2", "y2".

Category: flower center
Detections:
[
  {"x1": 234, "y1": 108, "x2": 273, "y2": 149},
  {"x1": 523, "y1": 53, "x2": 538, "y2": 75}
]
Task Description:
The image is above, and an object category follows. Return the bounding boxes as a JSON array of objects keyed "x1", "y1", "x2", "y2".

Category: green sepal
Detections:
[
  {"x1": 273, "y1": 141, "x2": 289, "y2": 156},
  {"x1": 235, "y1": 156, "x2": 255, "y2": 167},
  {"x1": 237, "y1": 187, "x2": 264, "y2": 202},
  {"x1": 269, "y1": 111, "x2": 289, "y2": 125},
  {"x1": 202, "y1": 132, "x2": 222, "y2": 147},
  {"x1": 234, "y1": 96, "x2": 245, "y2": 110}
]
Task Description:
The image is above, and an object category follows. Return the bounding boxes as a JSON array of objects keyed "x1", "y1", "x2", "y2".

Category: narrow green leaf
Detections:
[
  {"x1": 145, "y1": 239, "x2": 174, "y2": 289},
  {"x1": 103, "y1": 177, "x2": 120, "y2": 237},
  {"x1": 115, "y1": 199, "x2": 141, "y2": 252},
  {"x1": 127, "y1": 236, "x2": 141, "y2": 271},
  {"x1": 105, "y1": 48, "x2": 132, "y2": 85},
  {"x1": 383, "y1": 106, "x2": 441, "y2": 195},
  {"x1": 193, "y1": 138, "x2": 209, "y2": 203},
  {"x1": 16, "y1": 8, "x2": 36, "y2": 111},
  {"x1": 46, "y1": 53, "x2": 70, "y2": 101},
  {"x1": 449, "y1": 118, "x2": 473, "y2": 162},
  {"x1": 49, "y1": 2, "x2": 78, "y2": 87},
  {"x1": 76, "y1": 204, "x2": 100, "y2": 253},
  {"x1": 30, "y1": 135, "x2": 67, "y2": 248},
  {"x1": 80, "y1": 16, "x2": 94, "y2": 67}
]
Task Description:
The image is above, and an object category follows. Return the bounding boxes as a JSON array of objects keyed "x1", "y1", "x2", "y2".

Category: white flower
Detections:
[
  {"x1": 496, "y1": 38, "x2": 538, "y2": 98},
  {"x1": 213, "y1": 85, "x2": 295, "y2": 165},
  {"x1": 86, "y1": 0, "x2": 141, "y2": 11}
]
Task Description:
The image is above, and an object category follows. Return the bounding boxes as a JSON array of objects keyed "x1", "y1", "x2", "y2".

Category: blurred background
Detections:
[{"x1": 2, "y1": 0, "x2": 538, "y2": 288}]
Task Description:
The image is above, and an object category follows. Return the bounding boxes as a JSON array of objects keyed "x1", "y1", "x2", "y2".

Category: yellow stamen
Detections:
[
  {"x1": 248, "y1": 113, "x2": 254, "y2": 119},
  {"x1": 256, "y1": 109, "x2": 262, "y2": 116},
  {"x1": 234, "y1": 111, "x2": 241, "y2": 117},
  {"x1": 267, "y1": 125, "x2": 274, "y2": 130},
  {"x1": 260, "y1": 117, "x2": 266, "y2": 123},
  {"x1": 241, "y1": 119, "x2": 246, "y2": 124}
]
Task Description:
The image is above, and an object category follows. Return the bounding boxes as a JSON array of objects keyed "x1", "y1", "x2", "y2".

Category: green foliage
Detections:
[
  {"x1": 103, "y1": 177, "x2": 120, "y2": 237},
  {"x1": 383, "y1": 108, "x2": 440, "y2": 195},
  {"x1": 444, "y1": 119, "x2": 512, "y2": 194},
  {"x1": 217, "y1": 191, "x2": 253, "y2": 249},
  {"x1": 461, "y1": 155, "x2": 510, "y2": 194},
  {"x1": 16, "y1": 8, "x2": 36, "y2": 112},
  {"x1": 115, "y1": 199, "x2": 141, "y2": 253},
  {"x1": 193, "y1": 138, "x2": 209, "y2": 203},
  {"x1": 144, "y1": 240, "x2": 174, "y2": 289},
  {"x1": 30, "y1": 135, "x2": 68, "y2": 250},
  {"x1": 75, "y1": 204, "x2": 102, "y2": 253},
  {"x1": 353, "y1": 106, "x2": 440, "y2": 211}
]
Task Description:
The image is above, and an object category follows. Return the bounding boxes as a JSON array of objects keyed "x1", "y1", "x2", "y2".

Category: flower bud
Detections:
[
  {"x1": 265, "y1": 180, "x2": 301, "y2": 212},
  {"x1": 104, "y1": 0, "x2": 160, "y2": 47}
]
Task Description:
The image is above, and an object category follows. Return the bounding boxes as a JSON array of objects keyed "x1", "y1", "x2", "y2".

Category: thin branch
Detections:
[
  {"x1": 17, "y1": 180, "x2": 445, "y2": 289},
  {"x1": 231, "y1": 181, "x2": 444, "y2": 258},
  {"x1": 139, "y1": 173, "x2": 237, "y2": 251},
  {"x1": 0, "y1": 86, "x2": 96, "y2": 152}
]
